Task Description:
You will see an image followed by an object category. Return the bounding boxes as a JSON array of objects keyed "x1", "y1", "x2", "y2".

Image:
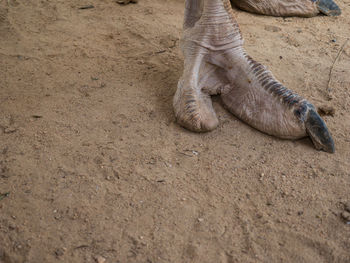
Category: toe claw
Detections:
[
  {"x1": 305, "y1": 106, "x2": 335, "y2": 153},
  {"x1": 316, "y1": 0, "x2": 341, "y2": 16}
]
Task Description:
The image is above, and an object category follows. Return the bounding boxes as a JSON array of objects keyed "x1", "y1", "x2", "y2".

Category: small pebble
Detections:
[
  {"x1": 117, "y1": 0, "x2": 138, "y2": 4},
  {"x1": 94, "y1": 255, "x2": 106, "y2": 263},
  {"x1": 55, "y1": 248, "x2": 65, "y2": 257},
  {"x1": 344, "y1": 202, "x2": 350, "y2": 213},
  {"x1": 197, "y1": 218, "x2": 204, "y2": 222},
  {"x1": 4, "y1": 127, "x2": 17, "y2": 134},
  {"x1": 79, "y1": 5, "x2": 94, "y2": 9},
  {"x1": 264, "y1": 25, "x2": 281, "y2": 32},
  {"x1": 318, "y1": 105, "x2": 335, "y2": 117},
  {"x1": 341, "y1": 211, "x2": 350, "y2": 221}
]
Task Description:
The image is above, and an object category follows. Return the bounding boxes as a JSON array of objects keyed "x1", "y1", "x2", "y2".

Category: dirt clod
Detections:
[{"x1": 318, "y1": 105, "x2": 336, "y2": 117}]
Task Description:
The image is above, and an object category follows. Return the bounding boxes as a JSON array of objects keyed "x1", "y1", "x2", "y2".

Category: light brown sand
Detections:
[{"x1": 0, "y1": 0, "x2": 349, "y2": 262}]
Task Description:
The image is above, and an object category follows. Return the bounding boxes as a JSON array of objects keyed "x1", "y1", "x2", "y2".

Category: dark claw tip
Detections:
[
  {"x1": 305, "y1": 107, "x2": 335, "y2": 153},
  {"x1": 316, "y1": 0, "x2": 341, "y2": 16}
]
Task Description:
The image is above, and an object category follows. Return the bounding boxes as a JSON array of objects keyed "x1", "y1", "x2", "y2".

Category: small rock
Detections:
[
  {"x1": 55, "y1": 248, "x2": 65, "y2": 257},
  {"x1": 164, "y1": 162, "x2": 172, "y2": 168},
  {"x1": 344, "y1": 202, "x2": 350, "y2": 213},
  {"x1": 4, "y1": 127, "x2": 17, "y2": 134},
  {"x1": 264, "y1": 25, "x2": 281, "y2": 32},
  {"x1": 78, "y1": 5, "x2": 94, "y2": 9},
  {"x1": 31, "y1": 115, "x2": 43, "y2": 119},
  {"x1": 113, "y1": 169, "x2": 120, "y2": 179},
  {"x1": 94, "y1": 255, "x2": 106, "y2": 263},
  {"x1": 318, "y1": 105, "x2": 335, "y2": 117},
  {"x1": 117, "y1": 0, "x2": 138, "y2": 5},
  {"x1": 341, "y1": 211, "x2": 350, "y2": 222},
  {"x1": 259, "y1": 173, "x2": 264, "y2": 181},
  {"x1": 197, "y1": 218, "x2": 204, "y2": 222},
  {"x1": 54, "y1": 214, "x2": 61, "y2": 220}
]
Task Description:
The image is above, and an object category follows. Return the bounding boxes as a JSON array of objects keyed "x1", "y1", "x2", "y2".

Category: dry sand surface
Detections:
[{"x1": 1, "y1": 0, "x2": 350, "y2": 262}]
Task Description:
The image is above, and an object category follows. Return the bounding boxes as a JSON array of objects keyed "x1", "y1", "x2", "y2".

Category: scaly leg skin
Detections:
[
  {"x1": 175, "y1": 0, "x2": 335, "y2": 152},
  {"x1": 230, "y1": 0, "x2": 341, "y2": 17},
  {"x1": 173, "y1": 54, "x2": 220, "y2": 132},
  {"x1": 174, "y1": 0, "x2": 242, "y2": 132}
]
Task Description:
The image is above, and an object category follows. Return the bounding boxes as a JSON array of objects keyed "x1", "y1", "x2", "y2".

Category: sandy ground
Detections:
[{"x1": 0, "y1": 0, "x2": 350, "y2": 262}]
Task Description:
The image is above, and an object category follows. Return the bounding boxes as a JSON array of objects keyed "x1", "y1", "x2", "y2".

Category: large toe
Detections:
[
  {"x1": 305, "y1": 106, "x2": 335, "y2": 153},
  {"x1": 316, "y1": 0, "x2": 341, "y2": 16},
  {"x1": 175, "y1": 101, "x2": 219, "y2": 132},
  {"x1": 177, "y1": 112, "x2": 219, "y2": 132},
  {"x1": 174, "y1": 89, "x2": 219, "y2": 132}
]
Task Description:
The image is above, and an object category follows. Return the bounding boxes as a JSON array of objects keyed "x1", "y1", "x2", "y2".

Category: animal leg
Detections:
[
  {"x1": 174, "y1": 52, "x2": 229, "y2": 132},
  {"x1": 230, "y1": 0, "x2": 341, "y2": 17},
  {"x1": 214, "y1": 49, "x2": 334, "y2": 152},
  {"x1": 177, "y1": 0, "x2": 335, "y2": 152},
  {"x1": 184, "y1": 0, "x2": 204, "y2": 29},
  {"x1": 174, "y1": 0, "x2": 243, "y2": 132}
]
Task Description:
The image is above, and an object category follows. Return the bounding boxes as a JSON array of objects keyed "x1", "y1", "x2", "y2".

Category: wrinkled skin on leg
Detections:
[
  {"x1": 230, "y1": 0, "x2": 341, "y2": 17},
  {"x1": 174, "y1": 0, "x2": 335, "y2": 152}
]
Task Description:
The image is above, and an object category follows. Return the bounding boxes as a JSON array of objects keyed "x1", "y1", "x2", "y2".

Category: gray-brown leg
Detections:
[
  {"x1": 230, "y1": 0, "x2": 340, "y2": 17},
  {"x1": 184, "y1": 0, "x2": 204, "y2": 29},
  {"x1": 176, "y1": 0, "x2": 335, "y2": 152},
  {"x1": 174, "y1": 0, "x2": 241, "y2": 132},
  {"x1": 173, "y1": 51, "x2": 224, "y2": 132}
]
